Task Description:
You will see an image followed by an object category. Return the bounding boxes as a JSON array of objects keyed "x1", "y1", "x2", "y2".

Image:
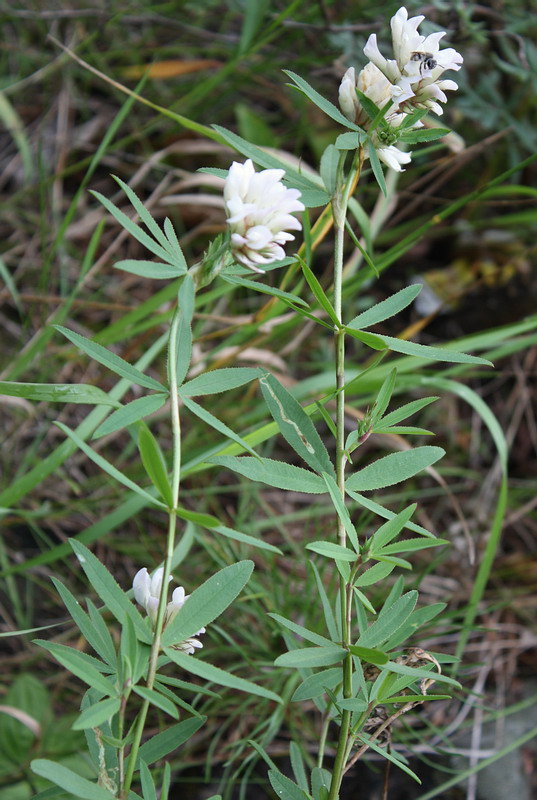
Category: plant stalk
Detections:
[
  {"x1": 121, "y1": 304, "x2": 183, "y2": 798},
  {"x1": 328, "y1": 150, "x2": 362, "y2": 800}
]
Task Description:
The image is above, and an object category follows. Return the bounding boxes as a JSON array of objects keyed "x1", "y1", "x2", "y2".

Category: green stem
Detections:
[
  {"x1": 121, "y1": 305, "x2": 183, "y2": 799},
  {"x1": 327, "y1": 150, "x2": 362, "y2": 800}
]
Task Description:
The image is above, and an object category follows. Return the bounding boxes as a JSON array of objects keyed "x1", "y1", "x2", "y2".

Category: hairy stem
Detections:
[
  {"x1": 121, "y1": 305, "x2": 183, "y2": 798},
  {"x1": 328, "y1": 150, "x2": 363, "y2": 800}
]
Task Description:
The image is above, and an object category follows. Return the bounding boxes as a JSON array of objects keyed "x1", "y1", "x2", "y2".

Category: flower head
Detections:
[
  {"x1": 132, "y1": 567, "x2": 205, "y2": 655},
  {"x1": 338, "y1": 7, "x2": 463, "y2": 171},
  {"x1": 363, "y1": 6, "x2": 463, "y2": 115},
  {"x1": 224, "y1": 159, "x2": 305, "y2": 273}
]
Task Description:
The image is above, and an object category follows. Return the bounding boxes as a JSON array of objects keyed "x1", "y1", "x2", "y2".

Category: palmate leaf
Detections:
[{"x1": 347, "y1": 285, "x2": 423, "y2": 330}]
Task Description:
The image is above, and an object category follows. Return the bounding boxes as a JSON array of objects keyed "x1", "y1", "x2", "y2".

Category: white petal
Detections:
[
  {"x1": 339, "y1": 67, "x2": 358, "y2": 122},
  {"x1": 132, "y1": 568, "x2": 151, "y2": 606},
  {"x1": 377, "y1": 145, "x2": 412, "y2": 172}
]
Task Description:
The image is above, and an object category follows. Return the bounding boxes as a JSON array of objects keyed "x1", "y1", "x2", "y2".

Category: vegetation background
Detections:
[{"x1": 1, "y1": 1, "x2": 536, "y2": 798}]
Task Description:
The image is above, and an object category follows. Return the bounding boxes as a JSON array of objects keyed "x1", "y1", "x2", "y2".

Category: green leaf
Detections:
[
  {"x1": 357, "y1": 591, "x2": 418, "y2": 648},
  {"x1": 320, "y1": 143, "x2": 340, "y2": 195},
  {"x1": 379, "y1": 334, "x2": 494, "y2": 366},
  {"x1": 31, "y1": 759, "x2": 116, "y2": 800},
  {"x1": 268, "y1": 770, "x2": 312, "y2": 800},
  {"x1": 284, "y1": 70, "x2": 364, "y2": 132},
  {"x1": 111, "y1": 175, "x2": 185, "y2": 268},
  {"x1": 368, "y1": 505, "x2": 417, "y2": 552},
  {"x1": 345, "y1": 446, "x2": 444, "y2": 492},
  {"x1": 54, "y1": 326, "x2": 166, "y2": 391},
  {"x1": 138, "y1": 424, "x2": 173, "y2": 507},
  {"x1": 268, "y1": 613, "x2": 333, "y2": 647},
  {"x1": 93, "y1": 393, "x2": 167, "y2": 439},
  {"x1": 275, "y1": 646, "x2": 347, "y2": 668},
  {"x1": 162, "y1": 561, "x2": 254, "y2": 646},
  {"x1": 346, "y1": 490, "x2": 435, "y2": 538},
  {"x1": 213, "y1": 524, "x2": 283, "y2": 554},
  {"x1": 87, "y1": 599, "x2": 118, "y2": 669},
  {"x1": 378, "y1": 537, "x2": 447, "y2": 555},
  {"x1": 399, "y1": 127, "x2": 450, "y2": 144},
  {"x1": 0, "y1": 381, "x2": 119, "y2": 406},
  {"x1": 72, "y1": 697, "x2": 121, "y2": 730},
  {"x1": 373, "y1": 426, "x2": 433, "y2": 435},
  {"x1": 367, "y1": 141, "x2": 387, "y2": 197},
  {"x1": 347, "y1": 285, "x2": 422, "y2": 330},
  {"x1": 173, "y1": 274, "x2": 195, "y2": 388},
  {"x1": 183, "y1": 396, "x2": 259, "y2": 459},
  {"x1": 335, "y1": 132, "x2": 362, "y2": 150},
  {"x1": 306, "y1": 540, "x2": 358, "y2": 562},
  {"x1": 382, "y1": 693, "x2": 449, "y2": 703},
  {"x1": 91, "y1": 189, "x2": 176, "y2": 266},
  {"x1": 347, "y1": 645, "x2": 388, "y2": 665},
  {"x1": 164, "y1": 648, "x2": 281, "y2": 703},
  {"x1": 212, "y1": 124, "x2": 328, "y2": 204},
  {"x1": 259, "y1": 373, "x2": 335, "y2": 476},
  {"x1": 132, "y1": 686, "x2": 179, "y2": 718},
  {"x1": 33, "y1": 640, "x2": 115, "y2": 695},
  {"x1": 136, "y1": 717, "x2": 206, "y2": 767},
  {"x1": 223, "y1": 274, "x2": 308, "y2": 307},
  {"x1": 343, "y1": 327, "x2": 388, "y2": 350},
  {"x1": 292, "y1": 667, "x2": 342, "y2": 701},
  {"x1": 311, "y1": 767, "x2": 332, "y2": 800},
  {"x1": 337, "y1": 697, "x2": 369, "y2": 711},
  {"x1": 369, "y1": 368, "x2": 397, "y2": 426},
  {"x1": 322, "y1": 472, "x2": 360, "y2": 552},
  {"x1": 69, "y1": 540, "x2": 152, "y2": 643},
  {"x1": 51, "y1": 578, "x2": 115, "y2": 666},
  {"x1": 209, "y1": 456, "x2": 326, "y2": 493},
  {"x1": 382, "y1": 661, "x2": 461, "y2": 689},
  {"x1": 114, "y1": 260, "x2": 186, "y2": 279},
  {"x1": 290, "y1": 742, "x2": 310, "y2": 793},
  {"x1": 181, "y1": 367, "x2": 262, "y2": 397},
  {"x1": 174, "y1": 506, "x2": 220, "y2": 527},
  {"x1": 55, "y1": 422, "x2": 167, "y2": 509},
  {"x1": 296, "y1": 254, "x2": 340, "y2": 328},
  {"x1": 355, "y1": 734, "x2": 421, "y2": 782},
  {"x1": 310, "y1": 562, "x2": 339, "y2": 642},
  {"x1": 140, "y1": 759, "x2": 158, "y2": 800},
  {"x1": 353, "y1": 561, "x2": 396, "y2": 587}
]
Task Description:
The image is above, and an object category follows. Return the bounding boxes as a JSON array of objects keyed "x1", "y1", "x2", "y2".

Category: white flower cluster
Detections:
[
  {"x1": 224, "y1": 158, "x2": 305, "y2": 273},
  {"x1": 339, "y1": 7, "x2": 463, "y2": 171},
  {"x1": 133, "y1": 567, "x2": 204, "y2": 655}
]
